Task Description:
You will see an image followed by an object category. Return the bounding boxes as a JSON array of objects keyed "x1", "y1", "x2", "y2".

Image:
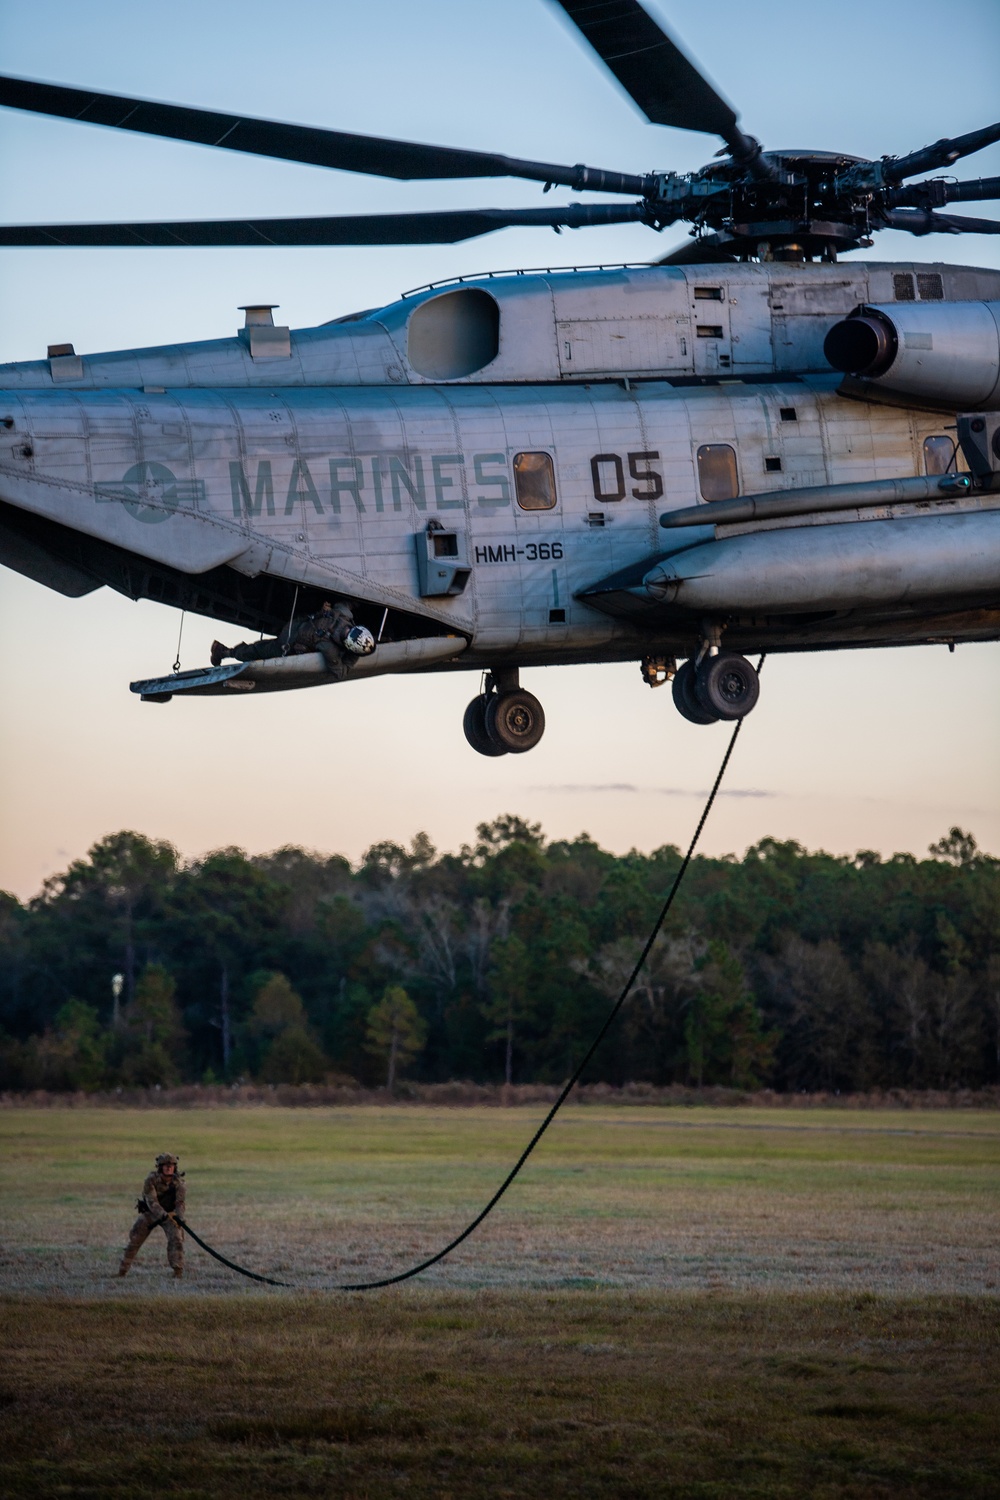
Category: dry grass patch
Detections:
[{"x1": 1, "y1": 1291, "x2": 999, "y2": 1498}]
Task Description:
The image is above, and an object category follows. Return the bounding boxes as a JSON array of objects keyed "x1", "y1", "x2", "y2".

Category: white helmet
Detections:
[{"x1": 345, "y1": 624, "x2": 376, "y2": 656}]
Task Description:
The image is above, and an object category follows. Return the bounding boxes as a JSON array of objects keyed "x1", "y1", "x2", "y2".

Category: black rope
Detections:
[
  {"x1": 170, "y1": 1215, "x2": 292, "y2": 1287},
  {"x1": 171, "y1": 668, "x2": 761, "y2": 1292}
]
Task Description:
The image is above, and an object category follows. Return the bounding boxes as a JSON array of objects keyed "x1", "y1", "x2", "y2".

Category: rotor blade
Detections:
[
  {"x1": 942, "y1": 176, "x2": 1000, "y2": 204},
  {"x1": 0, "y1": 203, "x2": 649, "y2": 248},
  {"x1": 890, "y1": 176, "x2": 1000, "y2": 209},
  {"x1": 885, "y1": 122, "x2": 1000, "y2": 183},
  {"x1": 882, "y1": 207, "x2": 1000, "y2": 236},
  {"x1": 0, "y1": 74, "x2": 648, "y2": 196},
  {"x1": 549, "y1": 0, "x2": 771, "y2": 174},
  {"x1": 656, "y1": 232, "x2": 739, "y2": 265}
]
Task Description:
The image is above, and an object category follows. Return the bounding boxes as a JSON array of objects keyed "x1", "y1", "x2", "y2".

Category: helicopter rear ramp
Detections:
[{"x1": 131, "y1": 635, "x2": 467, "y2": 702}]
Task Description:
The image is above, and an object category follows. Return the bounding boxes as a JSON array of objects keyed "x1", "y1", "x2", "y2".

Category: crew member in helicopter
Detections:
[
  {"x1": 118, "y1": 1152, "x2": 186, "y2": 1279},
  {"x1": 211, "y1": 599, "x2": 374, "y2": 679}
]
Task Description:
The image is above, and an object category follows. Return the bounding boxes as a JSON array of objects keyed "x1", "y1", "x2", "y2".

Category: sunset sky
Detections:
[{"x1": 1, "y1": 0, "x2": 998, "y2": 899}]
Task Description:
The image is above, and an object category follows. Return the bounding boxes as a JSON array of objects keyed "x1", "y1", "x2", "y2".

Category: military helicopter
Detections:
[{"x1": 1, "y1": 0, "x2": 998, "y2": 755}]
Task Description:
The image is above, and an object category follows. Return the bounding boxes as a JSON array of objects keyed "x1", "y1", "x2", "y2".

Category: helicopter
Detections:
[{"x1": 0, "y1": 0, "x2": 998, "y2": 755}]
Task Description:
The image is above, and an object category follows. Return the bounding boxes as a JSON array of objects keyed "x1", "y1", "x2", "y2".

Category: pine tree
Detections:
[
  {"x1": 365, "y1": 986, "x2": 427, "y2": 1091},
  {"x1": 249, "y1": 972, "x2": 328, "y2": 1083}
]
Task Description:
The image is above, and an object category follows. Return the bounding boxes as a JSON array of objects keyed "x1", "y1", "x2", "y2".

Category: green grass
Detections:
[
  {"x1": 1, "y1": 1105, "x2": 998, "y2": 1495},
  {"x1": 1, "y1": 1105, "x2": 997, "y2": 1293}
]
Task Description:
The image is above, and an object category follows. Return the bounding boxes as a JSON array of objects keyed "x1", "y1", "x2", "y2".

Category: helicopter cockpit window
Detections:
[
  {"x1": 696, "y1": 444, "x2": 739, "y2": 502},
  {"x1": 513, "y1": 452, "x2": 557, "y2": 510},
  {"x1": 923, "y1": 435, "x2": 954, "y2": 475}
]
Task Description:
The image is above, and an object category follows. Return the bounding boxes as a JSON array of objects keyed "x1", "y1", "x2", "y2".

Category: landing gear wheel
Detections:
[
  {"x1": 672, "y1": 660, "x2": 719, "y2": 725},
  {"x1": 695, "y1": 653, "x2": 760, "y2": 720},
  {"x1": 484, "y1": 689, "x2": 546, "y2": 753},
  {"x1": 463, "y1": 695, "x2": 508, "y2": 756}
]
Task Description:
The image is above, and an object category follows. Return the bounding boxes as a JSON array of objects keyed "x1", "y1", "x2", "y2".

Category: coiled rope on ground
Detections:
[{"x1": 168, "y1": 668, "x2": 761, "y2": 1292}]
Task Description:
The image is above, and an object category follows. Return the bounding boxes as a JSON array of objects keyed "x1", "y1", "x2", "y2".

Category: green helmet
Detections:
[{"x1": 155, "y1": 1153, "x2": 179, "y2": 1169}]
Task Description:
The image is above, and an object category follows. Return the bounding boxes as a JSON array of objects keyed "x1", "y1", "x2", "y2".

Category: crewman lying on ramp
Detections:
[{"x1": 211, "y1": 599, "x2": 374, "y2": 679}]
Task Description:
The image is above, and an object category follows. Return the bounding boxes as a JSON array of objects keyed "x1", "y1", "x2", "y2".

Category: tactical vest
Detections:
[{"x1": 151, "y1": 1178, "x2": 178, "y2": 1213}]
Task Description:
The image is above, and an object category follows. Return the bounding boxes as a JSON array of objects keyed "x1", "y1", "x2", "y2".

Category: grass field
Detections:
[{"x1": 1, "y1": 1104, "x2": 998, "y2": 1496}]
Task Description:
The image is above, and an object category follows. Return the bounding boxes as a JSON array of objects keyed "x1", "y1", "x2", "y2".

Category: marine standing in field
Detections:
[{"x1": 119, "y1": 1152, "x2": 185, "y2": 1278}]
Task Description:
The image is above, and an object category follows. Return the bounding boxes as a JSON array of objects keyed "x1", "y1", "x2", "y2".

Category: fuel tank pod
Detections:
[
  {"x1": 824, "y1": 301, "x2": 1000, "y2": 411},
  {"x1": 641, "y1": 510, "x2": 1000, "y2": 614}
]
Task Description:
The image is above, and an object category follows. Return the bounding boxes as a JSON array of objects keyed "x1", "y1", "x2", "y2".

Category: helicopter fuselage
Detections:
[{"x1": 1, "y1": 259, "x2": 999, "y2": 737}]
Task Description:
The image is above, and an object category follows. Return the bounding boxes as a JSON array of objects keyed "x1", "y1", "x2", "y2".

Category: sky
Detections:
[{"x1": 0, "y1": 0, "x2": 998, "y2": 899}]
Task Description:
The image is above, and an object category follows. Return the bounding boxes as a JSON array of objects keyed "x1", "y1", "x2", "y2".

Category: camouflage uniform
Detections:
[
  {"x1": 119, "y1": 1155, "x2": 186, "y2": 1277},
  {"x1": 221, "y1": 601, "x2": 356, "y2": 680}
]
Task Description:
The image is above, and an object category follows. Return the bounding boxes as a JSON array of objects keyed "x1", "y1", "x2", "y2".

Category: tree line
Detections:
[{"x1": 0, "y1": 818, "x2": 996, "y2": 1094}]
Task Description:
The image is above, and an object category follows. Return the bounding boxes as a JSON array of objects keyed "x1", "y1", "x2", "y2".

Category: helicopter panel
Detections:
[
  {"x1": 769, "y1": 274, "x2": 869, "y2": 373},
  {"x1": 752, "y1": 390, "x2": 827, "y2": 492}
]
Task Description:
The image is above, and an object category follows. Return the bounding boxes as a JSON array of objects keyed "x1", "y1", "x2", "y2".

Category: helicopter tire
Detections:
[
  {"x1": 484, "y1": 689, "x2": 546, "y2": 753},
  {"x1": 672, "y1": 660, "x2": 719, "y2": 725},
  {"x1": 463, "y1": 695, "x2": 509, "y2": 756},
  {"x1": 695, "y1": 653, "x2": 760, "y2": 721}
]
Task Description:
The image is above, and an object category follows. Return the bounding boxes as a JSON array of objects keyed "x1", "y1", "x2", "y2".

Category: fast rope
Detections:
[
  {"x1": 173, "y1": 661, "x2": 763, "y2": 1292},
  {"x1": 168, "y1": 1214, "x2": 292, "y2": 1287}
]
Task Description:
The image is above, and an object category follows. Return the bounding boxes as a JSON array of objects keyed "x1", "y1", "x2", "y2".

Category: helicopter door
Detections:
[
  {"x1": 731, "y1": 282, "x2": 773, "y2": 370},
  {"x1": 555, "y1": 317, "x2": 678, "y2": 375},
  {"x1": 691, "y1": 285, "x2": 732, "y2": 376},
  {"x1": 552, "y1": 274, "x2": 690, "y2": 377}
]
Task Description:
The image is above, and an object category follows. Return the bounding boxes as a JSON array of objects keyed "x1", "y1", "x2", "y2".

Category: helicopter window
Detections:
[
  {"x1": 917, "y1": 273, "x2": 944, "y2": 301},
  {"x1": 893, "y1": 273, "x2": 916, "y2": 301},
  {"x1": 923, "y1": 435, "x2": 954, "y2": 475},
  {"x1": 694, "y1": 286, "x2": 724, "y2": 300},
  {"x1": 513, "y1": 452, "x2": 557, "y2": 510},
  {"x1": 407, "y1": 287, "x2": 500, "y2": 379},
  {"x1": 780, "y1": 407, "x2": 797, "y2": 421},
  {"x1": 697, "y1": 444, "x2": 739, "y2": 502}
]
